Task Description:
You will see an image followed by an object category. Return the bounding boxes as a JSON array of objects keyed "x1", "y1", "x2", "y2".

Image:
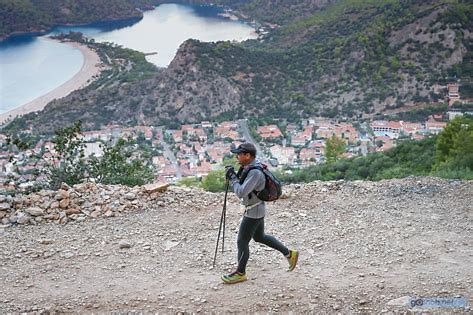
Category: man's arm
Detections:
[{"x1": 231, "y1": 169, "x2": 263, "y2": 199}]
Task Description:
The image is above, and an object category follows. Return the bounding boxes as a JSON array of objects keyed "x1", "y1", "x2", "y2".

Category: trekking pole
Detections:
[
  {"x1": 222, "y1": 179, "x2": 229, "y2": 254},
  {"x1": 213, "y1": 179, "x2": 230, "y2": 268}
]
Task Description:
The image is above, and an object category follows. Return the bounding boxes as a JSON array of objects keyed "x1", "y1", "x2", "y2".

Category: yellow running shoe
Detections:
[
  {"x1": 287, "y1": 249, "x2": 299, "y2": 271},
  {"x1": 221, "y1": 271, "x2": 247, "y2": 284}
]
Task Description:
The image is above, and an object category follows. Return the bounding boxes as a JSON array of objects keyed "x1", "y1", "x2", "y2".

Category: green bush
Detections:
[
  {"x1": 177, "y1": 176, "x2": 201, "y2": 188},
  {"x1": 88, "y1": 138, "x2": 154, "y2": 186},
  {"x1": 279, "y1": 116, "x2": 473, "y2": 183},
  {"x1": 434, "y1": 116, "x2": 473, "y2": 172},
  {"x1": 44, "y1": 122, "x2": 154, "y2": 189},
  {"x1": 46, "y1": 121, "x2": 88, "y2": 190},
  {"x1": 202, "y1": 169, "x2": 227, "y2": 192}
]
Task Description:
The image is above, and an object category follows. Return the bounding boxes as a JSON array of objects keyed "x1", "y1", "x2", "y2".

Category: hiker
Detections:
[{"x1": 221, "y1": 142, "x2": 298, "y2": 284}]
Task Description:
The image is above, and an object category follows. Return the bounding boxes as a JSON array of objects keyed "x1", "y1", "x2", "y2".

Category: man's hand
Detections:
[{"x1": 225, "y1": 166, "x2": 237, "y2": 181}]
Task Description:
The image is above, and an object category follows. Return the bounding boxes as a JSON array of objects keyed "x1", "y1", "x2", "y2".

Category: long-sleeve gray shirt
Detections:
[{"x1": 230, "y1": 161, "x2": 266, "y2": 219}]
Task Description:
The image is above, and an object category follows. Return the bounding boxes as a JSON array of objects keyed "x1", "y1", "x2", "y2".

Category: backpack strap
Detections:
[
  {"x1": 239, "y1": 165, "x2": 263, "y2": 183},
  {"x1": 238, "y1": 165, "x2": 264, "y2": 199}
]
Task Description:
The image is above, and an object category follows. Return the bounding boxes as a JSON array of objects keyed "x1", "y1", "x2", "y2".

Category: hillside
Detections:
[
  {"x1": 0, "y1": 177, "x2": 471, "y2": 312},
  {"x1": 0, "y1": 0, "x2": 162, "y2": 40},
  {"x1": 4, "y1": 0, "x2": 473, "y2": 132}
]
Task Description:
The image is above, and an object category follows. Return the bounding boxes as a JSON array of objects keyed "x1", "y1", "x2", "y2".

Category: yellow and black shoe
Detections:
[
  {"x1": 287, "y1": 249, "x2": 299, "y2": 271},
  {"x1": 221, "y1": 271, "x2": 247, "y2": 284}
]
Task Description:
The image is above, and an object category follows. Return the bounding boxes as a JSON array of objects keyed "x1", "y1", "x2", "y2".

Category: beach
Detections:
[{"x1": 0, "y1": 38, "x2": 102, "y2": 125}]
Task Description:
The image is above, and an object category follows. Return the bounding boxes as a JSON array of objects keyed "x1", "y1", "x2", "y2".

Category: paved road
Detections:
[
  {"x1": 237, "y1": 119, "x2": 267, "y2": 163},
  {"x1": 156, "y1": 127, "x2": 182, "y2": 179}
]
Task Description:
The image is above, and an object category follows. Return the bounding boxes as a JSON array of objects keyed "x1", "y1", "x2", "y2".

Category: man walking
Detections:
[{"x1": 222, "y1": 142, "x2": 298, "y2": 284}]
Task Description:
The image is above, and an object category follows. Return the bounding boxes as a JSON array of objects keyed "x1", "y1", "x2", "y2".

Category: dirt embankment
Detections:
[{"x1": 0, "y1": 177, "x2": 471, "y2": 313}]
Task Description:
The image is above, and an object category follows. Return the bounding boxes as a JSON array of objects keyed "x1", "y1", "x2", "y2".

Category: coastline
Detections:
[
  {"x1": 0, "y1": 13, "x2": 145, "y2": 42},
  {"x1": 0, "y1": 38, "x2": 102, "y2": 126}
]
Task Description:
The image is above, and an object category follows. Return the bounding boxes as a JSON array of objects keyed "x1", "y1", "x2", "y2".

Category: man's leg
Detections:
[
  {"x1": 236, "y1": 216, "x2": 261, "y2": 273},
  {"x1": 252, "y1": 218, "x2": 290, "y2": 256},
  {"x1": 253, "y1": 218, "x2": 299, "y2": 271},
  {"x1": 222, "y1": 216, "x2": 261, "y2": 284}
]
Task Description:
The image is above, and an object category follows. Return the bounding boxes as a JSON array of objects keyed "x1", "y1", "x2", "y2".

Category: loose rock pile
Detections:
[{"x1": 0, "y1": 182, "x2": 192, "y2": 226}]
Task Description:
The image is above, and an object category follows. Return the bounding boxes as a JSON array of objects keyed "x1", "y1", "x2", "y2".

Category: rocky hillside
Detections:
[
  {"x1": 0, "y1": 177, "x2": 471, "y2": 312},
  {"x1": 11, "y1": 0, "x2": 471, "y2": 132}
]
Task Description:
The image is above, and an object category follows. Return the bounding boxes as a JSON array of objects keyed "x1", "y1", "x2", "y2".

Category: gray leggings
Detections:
[{"x1": 237, "y1": 216, "x2": 289, "y2": 273}]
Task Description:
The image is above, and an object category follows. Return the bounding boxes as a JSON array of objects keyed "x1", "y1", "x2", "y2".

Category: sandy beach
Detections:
[{"x1": 0, "y1": 38, "x2": 102, "y2": 125}]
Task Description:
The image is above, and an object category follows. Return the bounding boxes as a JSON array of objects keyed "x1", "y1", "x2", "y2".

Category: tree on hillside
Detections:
[
  {"x1": 325, "y1": 135, "x2": 346, "y2": 164},
  {"x1": 10, "y1": 121, "x2": 155, "y2": 191},
  {"x1": 435, "y1": 115, "x2": 473, "y2": 172},
  {"x1": 47, "y1": 121, "x2": 88, "y2": 190},
  {"x1": 89, "y1": 138, "x2": 154, "y2": 186}
]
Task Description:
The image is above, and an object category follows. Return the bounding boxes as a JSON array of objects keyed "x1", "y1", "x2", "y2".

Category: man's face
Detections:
[{"x1": 236, "y1": 152, "x2": 252, "y2": 165}]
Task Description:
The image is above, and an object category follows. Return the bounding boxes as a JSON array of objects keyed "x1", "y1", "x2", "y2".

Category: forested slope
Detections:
[{"x1": 4, "y1": 0, "x2": 472, "y2": 133}]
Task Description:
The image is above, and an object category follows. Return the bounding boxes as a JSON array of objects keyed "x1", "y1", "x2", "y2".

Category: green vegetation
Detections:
[
  {"x1": 89, "y1": 138, "x2": 154, "y2": 186},
  {"x1": 0, "y1": 0, "x2": 156, "y2": 38},
  {"x1": 201, "y1": 169, "x2": 227, "y2": 192},
  {"x1": 177, "y1": 176, "x2": 201, "y2": 188},
  {"x1": 178, "y1": 155, "x2": 238, "y2": 192},
  {"x1": 47, "y1": 121, "x2": 88, "y2": 189},
  {"x1": 191, "y1": 0, "x2": 472, "y2": 121},
  {"x1": 279, "y1": 116, "x2": 473, "y2": 183},
  {"x1": 8, "y1": 121, "x2": 154, "y2": 190},
  {"x1": 3, "y1": 0, "x2": 472, "y2": 131},
  {"x1": 433, "y1": 115, "x2": 473, "y2": 175},
  {"x1": 325, "y1": 135, "x2": 346, "y2": 164},
  {"x1": 381, "y1": 103, "x2": 449, "y2": 122}
]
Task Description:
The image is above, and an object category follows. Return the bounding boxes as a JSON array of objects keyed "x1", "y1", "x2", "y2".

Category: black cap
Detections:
[{"x1": 230, "y1": 143, "x2": 257, "y2": 156}]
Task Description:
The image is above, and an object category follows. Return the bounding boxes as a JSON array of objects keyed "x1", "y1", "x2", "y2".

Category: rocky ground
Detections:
[{"x1": 0, "y1": 177, "x2": 472, "y2": 313}]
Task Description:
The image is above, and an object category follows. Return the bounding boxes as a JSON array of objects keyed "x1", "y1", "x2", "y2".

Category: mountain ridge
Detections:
[{"x1": 3, "y1": 0, "x2": 472, "y2": 133}]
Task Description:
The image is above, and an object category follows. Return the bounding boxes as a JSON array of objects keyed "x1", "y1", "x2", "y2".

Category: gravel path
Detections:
[{"x1": 0, "y1": 177, "x2": 471, "y2": 313}]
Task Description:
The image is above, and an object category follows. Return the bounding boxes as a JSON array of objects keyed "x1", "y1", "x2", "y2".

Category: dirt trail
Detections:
[{"x1": 0, "y1": 177, "x2": 471, "y2": 313}]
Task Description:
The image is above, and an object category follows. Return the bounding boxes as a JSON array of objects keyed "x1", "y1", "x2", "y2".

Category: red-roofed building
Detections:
[
  {"x1": 215, "y1": 122, "x2": 239, "y2": 140},
  {"x1": 425, "y1": 120, "x2": 447, "y2": 134},
  {"x1": 192, "y1": 128, "x2": 208, "y2": 142},
  {"x1": 152, "y1": 156, "x2": 167, "y2": 168},
  {"x1": 334, "y1": 123, "x2": 358, "y2": 143},
  {"x1": 190, "y1": 161, "x2": 213, "y2": 177},
  {"x1": 258, "y1": 125, "x2": 282, "y2": 139},
  {"x1": 401, "y1": 122, "x2": 423, "y2": 135},
  {"x1": 291, "y1": 134, "x2": 307, "y2": 146},
  {"x1": 301, "y1": 125, "x2": 314, "y2": 139},
  {"x1": 299, "y1": 148, "x2": 320, "y2": 161},
  {"x1": 447, "y1": 83, "x2": 460, "y2": 107},
  {"x1": 172, "y1": 130, "x2": 183, "y2": 142},
  {"x1": 308, "y1": 140, "x2": 326, "y2": 154},
  {"x1": 412, "y1": 133, "x2": 426, "y2": 140},
  {"x1": 159, "y1": 165, "x2": 178, "y2": 177},
  {"x1": 220, "y1": 121, "x2": 238, "y2": 129},
  {"x1": 270, "y1": 145, "x2": 295, "y2": 165},
  {"x1": 286, "y1": 123, "x2": 299, "y2": 133},
  {"x1": 371, "y1": 121, "x2": 402, "y2": 134},
  {"x1": 374, "y1": 136, "x2": 395, "y2": 152},
  {"x1": 201, "y1": 121, "x2": 212, "y2": 128},
  {"x1": 315, "y1": 123, "x2": 336, "y2": 139},
  {"x1": 181, "y1": 124, "x2": 195, "y2": 133}
]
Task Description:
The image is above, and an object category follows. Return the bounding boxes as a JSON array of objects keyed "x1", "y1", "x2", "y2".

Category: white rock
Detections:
[
  {"x1": 16, "y1": 213, "x2": 30, "y2": 224},
  {"x1": 119, "y1": 240, "x2": 132, "y2": 249},
  {"x1": 26, "y1": 207, "x2": 44, "y2": 216},
  {"x1": 125, "y1": 193, "x2": 136, "y2": 201},
  {"x1": 386, "y1": 296, "x2": 410, "y2": 307}
]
